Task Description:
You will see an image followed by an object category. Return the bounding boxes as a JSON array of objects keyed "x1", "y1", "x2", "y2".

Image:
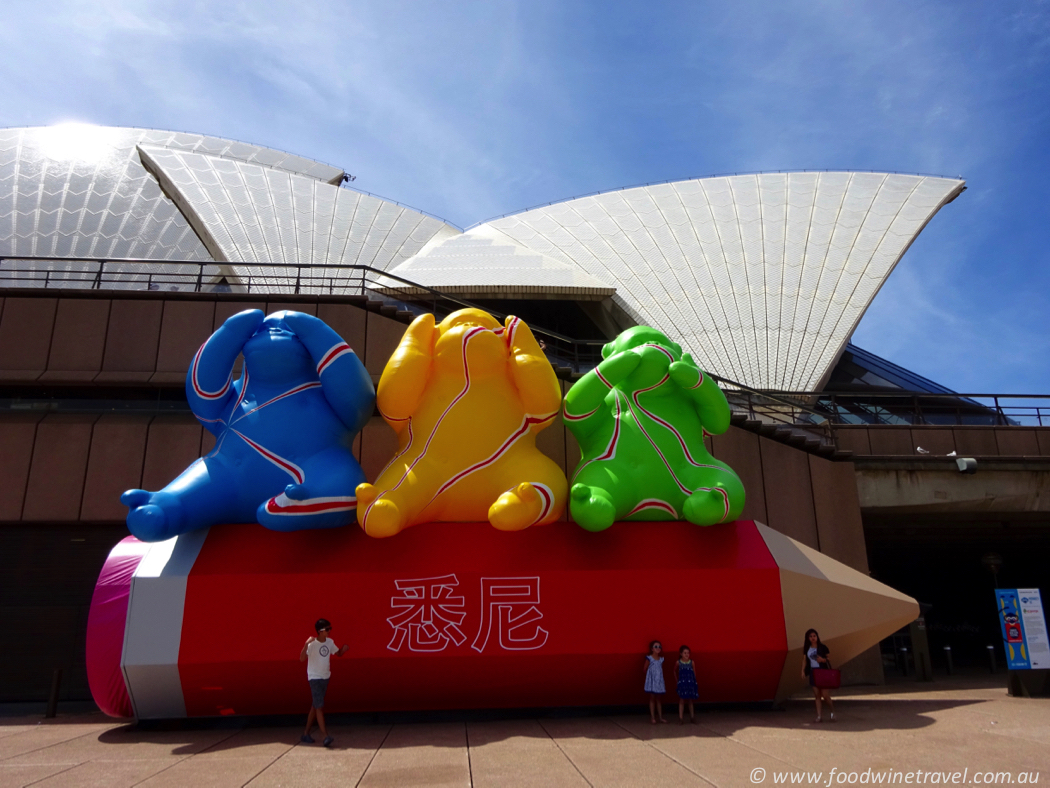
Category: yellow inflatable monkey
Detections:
[{"x1": 356, "y1": 309, "x2": 568, "y2": 537}]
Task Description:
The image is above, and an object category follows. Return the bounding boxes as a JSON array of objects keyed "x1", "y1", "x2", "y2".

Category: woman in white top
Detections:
[{"x1": 800, "y1": 628, "x2": 835, "y2": 723}]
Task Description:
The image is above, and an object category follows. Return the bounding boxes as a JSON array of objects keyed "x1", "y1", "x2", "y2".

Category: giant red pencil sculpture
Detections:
[{"x1": 87, "y1": 520, "x2": 916, "y2": 719}]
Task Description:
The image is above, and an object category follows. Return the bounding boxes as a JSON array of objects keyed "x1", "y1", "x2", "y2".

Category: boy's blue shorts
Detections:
[{"x1": 308, "y1": 679, "x2": 330, "y2": 709}]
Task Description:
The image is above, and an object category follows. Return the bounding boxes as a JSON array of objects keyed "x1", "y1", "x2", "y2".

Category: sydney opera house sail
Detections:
[
  {"x1": 389, "y1": 172, "x2": 965, "y2": 391},
  {"x1": 0, "y1": 126, "x2": 458, "y2": 294},
  {"x1": 1, "y1": 125, "x2": 964, "y2": 391}
]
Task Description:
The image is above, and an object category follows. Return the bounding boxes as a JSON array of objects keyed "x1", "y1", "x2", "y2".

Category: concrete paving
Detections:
[{"x1": 1, "y1": 677, "x2": 1046, "y2": 787}]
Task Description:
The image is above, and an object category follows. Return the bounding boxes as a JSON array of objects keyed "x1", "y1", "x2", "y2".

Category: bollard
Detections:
[
  {"x1": 45, "y1": 669, "x2": 62, "y2": 719},
  {"x1": 943, "y1": 645, "x2": 954, "y2": 676},
  {"x1": 986, "y1": 645, "x2": 997, "y2": 674},
  {"x1": 899, "y1": 647, "x2": 909, "y2": 677}
]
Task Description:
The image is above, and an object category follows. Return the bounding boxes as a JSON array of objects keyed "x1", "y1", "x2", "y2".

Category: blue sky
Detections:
[{"x1": 2, "y1": 0, "x2": 1049, "y2": 393}]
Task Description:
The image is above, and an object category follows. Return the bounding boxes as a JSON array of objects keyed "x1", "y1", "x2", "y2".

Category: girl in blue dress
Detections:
[
  {"x1": 674, "y1": 645, "x2": 699, "y2": 724},
  {"x1": 643, "y1": 640, "x2": 668, "y2": 723}
]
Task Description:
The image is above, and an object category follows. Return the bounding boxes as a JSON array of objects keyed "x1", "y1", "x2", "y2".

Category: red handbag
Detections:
[{"x1": 812, "y1": 665, "x2": 841, "y2": 689}]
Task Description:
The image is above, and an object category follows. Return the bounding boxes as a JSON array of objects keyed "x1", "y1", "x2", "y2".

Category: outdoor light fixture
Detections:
[{"x1": 956, "y1": 457, "x2": 977, "y2": 474}]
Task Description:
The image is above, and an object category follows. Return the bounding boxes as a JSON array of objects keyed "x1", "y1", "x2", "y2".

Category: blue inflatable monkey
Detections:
[{"x1": 122, "y1": 310, "x2": 375, "y2": 542}]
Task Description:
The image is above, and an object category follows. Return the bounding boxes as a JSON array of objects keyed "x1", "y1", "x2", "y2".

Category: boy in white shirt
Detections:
[{"x1": 299, "y1": 618, "x2": 348, "y2": 747}]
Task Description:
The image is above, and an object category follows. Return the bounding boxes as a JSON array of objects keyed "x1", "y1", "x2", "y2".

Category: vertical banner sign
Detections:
[
  {"x1": 1019, "y1": 589, "x2": 1048, "y2": 669},
  {"x1": 995, "y1": 589, "x2": 1048, "y2": 670}
]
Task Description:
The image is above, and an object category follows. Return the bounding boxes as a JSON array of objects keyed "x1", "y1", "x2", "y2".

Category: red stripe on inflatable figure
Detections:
[
  {"x1": 316, "y1": 342, "x2": 352, "y2": 375},
  {"x1": 626, "y1": 498, "x2": 678, "y2": 518},
  {"x1": 234, "y1": 381, "x2": 321, "y2": 423},
  {"x1": 640, "y1": 342, "x2": 704, "y2": 388},
  {"x1": 428, "y1": 413, "x2": 557, "y2": 503},
  {"x1": 264, "y1": 494, "x2": 357, "y2": 515},
  {"x1": 575, "y1": 392, "x2": 621, "y2": 474},
  {"x1": 190, "y1": 340, "x2": 233, "y2": 400},
  {"x1": 364, "y1": 325, "x2": 488, "y2": 519},
  {"x1": 170, "y1": 520, "x2": 785, "y2": 716},
  {"x1": 374, "y1": 414, "x2": 414, "y2": 481},
  {"x1": 632, "y1": 387, "x2": 726, "y2": 472},
  {"x1": 500, "y1": 316, "x2": 521, "y2": 349},
  {"x1": 86, "y1": 536, "x2": 149, "y2": 718},
  {"x1": 530, "y1": 483, "x2": 554, "y2": 525},
  {"x1": 562, "y1": 404, "x2": 598, "y2": 421},
  {"x1": 231, "y1": 429, "x2": 305, "y2": 484},
  {"x1": 621, "y1": 392, "x2": 693, "y2": 496}
]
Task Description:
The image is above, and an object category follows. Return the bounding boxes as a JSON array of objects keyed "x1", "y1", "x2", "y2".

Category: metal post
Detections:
[
  {"x1": 987, "y1": 644, "x2": 997, "y2": 673},
  {"x1": 899, "y1": 647, "x2": 909, "y2": 676},
  {"x1": 45, "y1": 669, "x2": 62, "y2": 718},
  {"x1": 943, "y1": 645, "x2": 953, "y2": 675}
]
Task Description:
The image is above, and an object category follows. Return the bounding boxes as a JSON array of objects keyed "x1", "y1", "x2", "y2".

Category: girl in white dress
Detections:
[{"x1": 643, "y1": 640, "x2": 668, "y2": 724}]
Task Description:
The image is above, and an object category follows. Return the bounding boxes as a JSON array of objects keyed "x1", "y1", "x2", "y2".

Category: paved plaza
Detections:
[{"x1": 1, "y1": 677, "x2": 1046, "y2": 787}]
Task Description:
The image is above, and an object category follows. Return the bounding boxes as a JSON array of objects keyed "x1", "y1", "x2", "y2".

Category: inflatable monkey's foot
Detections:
[
  {"x1": 357, "y1": 491, "x2": 405, "y2": 538},
  {"x1": 121, "y1": 489, "x2": 181, "y2": 543},
  {"x1": 488, "y1": 482, "x2": 547, "y2": 532},
  {"x1": 569, "y1": 484, "x2": 616, "y2": 533},
  {"x1": 683, "y1": 487, "x2": 731, "y2": 526}
]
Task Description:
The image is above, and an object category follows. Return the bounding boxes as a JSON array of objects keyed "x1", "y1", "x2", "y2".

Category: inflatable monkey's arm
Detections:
[
  {"x1": 506, "y1": 317, "x2": 562, "y2": 417},
  {"x1": 186, "y1": 309, "x2": 265, "y2": 429},
  {"x1": 280, "y1": 312, "x2": 375, "y2": 434},
  {"x1": 376, "y1": 313, "x2": 436, "y2": 431},
  {"x1": 562, "y1": 350, "x2": 642, "y2": 437},
  {"x1": 668, "y1": 354, "x2": 731, "y2": 435}
]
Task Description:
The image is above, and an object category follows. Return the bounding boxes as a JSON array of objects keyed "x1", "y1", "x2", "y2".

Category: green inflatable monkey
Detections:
[{"x1": 564, "y1": 326, "x2": 745, "y2": 532}]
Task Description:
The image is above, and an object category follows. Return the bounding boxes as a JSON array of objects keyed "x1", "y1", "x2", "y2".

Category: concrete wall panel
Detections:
[
  {"x1": 97, "y1": 300, "x2": 163, "y2": 382},
  {"x1": 1037, "y1": 429, "x2": 1050, "y2": 456},
  {"x1": 153, "y1": 301, "x2": 216, "y2": 383},
  {"x1": 808, "y1": 456, "x2": 868, "y2": 572},
  {"x1": 213, "y1": 301, "x2": 267, "y2": 331},
  {"x1": 909, "y1": 428, "x2": 956, "y2": 457},
  {"x1": 0, "y1": 297, "x2": 57, "y2": 380},
  {"x1": 141, "y1": 416, "x2": 204, "y2": 493},
  {"x1": 40, "y1": 299, "x2": 111, "y2": 382},
  {"x1": 364, "y1": 313, "x2": 406, "y2": 377},
  {"x1": 317, "y1": 303, "x2": 367, "y2": 354},
  {"x1": 0, "y1": 415, "x2": 44, "y2": 520},
  {"x1": 868, "y1": 427, "x2": 913, "y2": 456},
  {"x1": 23, "y1": 415, "x2": 98, "y2": 521},
  {"x1": 359, "y1": 416, "x2": 398, "y2": 484},
  {"x1": 952, "y1": 428, "x2": 999, "y2": 457},
  {"x1": 994, "y1": 429, "x2": 1040, "y2": 456},
  {"x1": 266, "y1": 301, "x2": 317, "y2": 317},
  {"x1": 759, "y1": 437, "x2": 819, "y2": 548},
  {"x1": 710, "y1": 427, "x2": 767, "y2": 523},
  {"x1": 535, "y1": 412, "x2": 568, "y2": 478},
  {"x1": 81, "y1": 415, "x2": 151, "y2": 521},
  {"x1": 834, "y1": 427, "x2": 872, "y2": 456}
]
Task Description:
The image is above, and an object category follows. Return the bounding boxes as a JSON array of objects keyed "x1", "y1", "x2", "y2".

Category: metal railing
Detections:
[
  {"x1": 3, "y1": 257, "x2": 1044, "y2": 437},
  {"x1": 769, "y1": 391, "x2": 1050, "y2": 428},
  {"x1": 0, "y1": 256, "x2": 608, "y2": 373}
]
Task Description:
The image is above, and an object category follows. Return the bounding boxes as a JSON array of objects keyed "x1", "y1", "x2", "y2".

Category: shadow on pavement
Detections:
[{"x1": 78, "y1": 694, "x2": 988, "y2": 755}]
